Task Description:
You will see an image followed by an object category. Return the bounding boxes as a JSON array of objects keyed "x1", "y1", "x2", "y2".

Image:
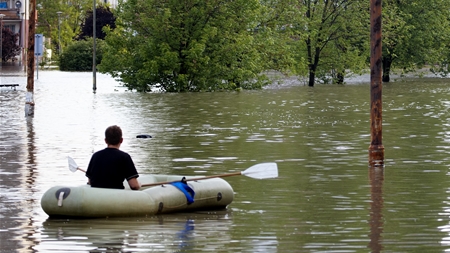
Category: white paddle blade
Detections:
[
  {"x1": 68, "y1": 156, "x2": 79, "y2": 173},
  {"x1": 241, "y1": 162, "x2": 278, "y2": 179}
]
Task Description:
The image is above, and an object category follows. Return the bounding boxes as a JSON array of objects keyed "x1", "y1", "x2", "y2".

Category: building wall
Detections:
[
  {"x1": 0, "y1": 0, "x2": 28, "y2": 62},
  {"x1": 1, "y1": 0, "x2": 118, "y2": 62}
]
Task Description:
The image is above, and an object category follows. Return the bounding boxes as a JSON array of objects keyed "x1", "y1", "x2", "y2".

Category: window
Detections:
[{"x1": 5, "y1": 25, "x2": 15, "y2": 33}]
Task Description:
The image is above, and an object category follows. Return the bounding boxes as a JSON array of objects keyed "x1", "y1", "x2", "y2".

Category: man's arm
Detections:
[{"x1": 128, "y1": 178, "x2": 141, "y2": 190}]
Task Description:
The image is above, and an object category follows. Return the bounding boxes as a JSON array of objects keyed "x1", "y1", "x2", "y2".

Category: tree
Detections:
[
  {"x1": 254, "y1": 0, "x2": 306, "y2": 76},
  {"x1": 381, "y1": 0, "x2": 450, "y2": 82},
  {"x1": 1, "y1": 27, "x2": 21, "y2": 62},
  {"x1": 77, "y1": 5, "x2": 116, "y2": 40},
  {"x1": 289, "y1": 0, "x2": 368, "y2": 87},
  {"x1": 99, "y1": 0, "x2": 268, "y2": 92},
  {"x1": 36, "y1": 0, "x2": 93, "y2": 56},
  {"x1": 59, "y1": 38, "x2": 104, "y2": 71},
  {"x1": 316, "y1": 3, "x2": 369, "y2": 85}
]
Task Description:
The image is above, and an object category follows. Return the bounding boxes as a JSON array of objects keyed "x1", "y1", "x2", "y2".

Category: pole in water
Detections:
[
  {"x1": 25, "y1": 0, "x2": 37, "y2": 117},
  {"x1": 92, "y1": 0, "x2": 97, "y2": 92},
  {"x1": 36, "y1": 56, "x2": 38, "y2": 79},
  {"x1": 369, "y1": 0, "x2": 384, "y2": 166}
]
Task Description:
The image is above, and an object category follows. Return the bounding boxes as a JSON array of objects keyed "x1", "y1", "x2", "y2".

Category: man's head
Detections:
[{"x1": 105, "y1": 125, "x2": 123, "y2": 145}]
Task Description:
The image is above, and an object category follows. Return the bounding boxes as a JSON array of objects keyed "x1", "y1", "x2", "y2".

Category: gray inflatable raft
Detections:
[{"x1": 41, "y1": 175, "x2": 234, "y2": 218}]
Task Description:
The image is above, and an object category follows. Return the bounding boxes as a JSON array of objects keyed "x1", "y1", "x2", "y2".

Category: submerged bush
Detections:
[{"x1": 59, "y1": 38, "x2": 103, "y2": 71}]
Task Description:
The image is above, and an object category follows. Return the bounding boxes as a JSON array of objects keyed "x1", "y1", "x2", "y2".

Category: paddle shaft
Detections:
[
  {"x1": 69, "y1": 156, "x2": 276, "y2": 185},
  {"x1": 141, "y1": 171, "x2": 242, "y2": 187}
]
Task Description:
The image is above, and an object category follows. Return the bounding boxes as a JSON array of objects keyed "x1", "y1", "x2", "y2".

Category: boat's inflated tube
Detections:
[{"x1": 41, "y1": 176, "x2": 234, "y2": 218}]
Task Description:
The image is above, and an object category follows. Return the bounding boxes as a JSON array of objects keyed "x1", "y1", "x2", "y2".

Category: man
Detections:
[{"x1": 86, "y1": 125, "x2": 141, "y2": 190}]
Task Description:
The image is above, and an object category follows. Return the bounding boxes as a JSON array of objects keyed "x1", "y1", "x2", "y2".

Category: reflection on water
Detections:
[
  {"x1": 38, "y1": 213, "x2": 232, "y2": 252},
  {"x1": 3, "y1": 71, "x2": 450, "y2": 252},
  {"x1": 368, "y1": 166, "x2": 384, "y2": 253}
]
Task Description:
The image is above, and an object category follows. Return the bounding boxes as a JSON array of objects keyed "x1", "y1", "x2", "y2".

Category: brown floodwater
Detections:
[{"x1": 2, "y1": 67, "x2": 450, "y2": 252}]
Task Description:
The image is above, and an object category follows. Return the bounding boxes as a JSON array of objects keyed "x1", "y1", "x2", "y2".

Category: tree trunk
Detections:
[
  {"x1": 305, "y1": 34, "x2": 314, "y2": 87},
  {"x1": 308, "y1": 67, "x2": 315, "y2": 87},
  {"x1": 306, "y1": 39, "x2": 322, "y2": 87},
  {"x1": 382, "y1": 56, "x2": 392, "y2": 83},
  {"x1": 308, "y1": 45, "x2": 321, "y2": 87},
  {"x1": 335, "y1": 71, "x2": 344, "y2": 84}
]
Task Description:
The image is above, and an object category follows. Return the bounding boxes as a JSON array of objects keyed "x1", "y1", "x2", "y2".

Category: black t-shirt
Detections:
[{"x1": 86, "y1": 148, "x2": 139, "y2": 189}]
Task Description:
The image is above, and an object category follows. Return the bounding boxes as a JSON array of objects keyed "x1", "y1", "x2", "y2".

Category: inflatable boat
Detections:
[{"x1": 41, "y1": 174, "x2": 234, "y2": 218}]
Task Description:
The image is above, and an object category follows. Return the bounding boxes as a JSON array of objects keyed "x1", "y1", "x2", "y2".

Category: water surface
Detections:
[{"x1": 2, "y1": 70, "x2": 450, "y2": 252}]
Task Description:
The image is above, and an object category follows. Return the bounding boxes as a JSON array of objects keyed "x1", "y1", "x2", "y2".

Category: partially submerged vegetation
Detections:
[{"x1": 29, "y1": 0, "x2": 450, "y2": 91}]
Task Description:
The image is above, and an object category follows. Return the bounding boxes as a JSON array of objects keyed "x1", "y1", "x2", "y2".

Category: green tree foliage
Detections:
[
  {"x1": 34, "y1": 0, "x2": 450, "y2": 87},
  {"x1": 382, "y1": 0, "x2": 450, "y2": 82},
  {"x1": 59, "y1": 38, "x2": 103, "y2": 71},
  {"x1": 317, "y1": 2, "x2": 369, "y2": 84},
  {"x1": 77, "y1": 5, "x2": 116, "y2": 40},
  {"x1": 99, "y1": 0, "x2": 269, "y2": 92},
  {"x1": 289, "y1": 0, "x2": 369, "y2": 87},
  {"x1": 1, "y1": 27, "x2": 21, "y2": 62},
  {"x1": 254, "y1": 0, "x2": 306, "y2": 76},
  {"x1": 36, "y1": 0, "x2": 94, "y2": 56}
]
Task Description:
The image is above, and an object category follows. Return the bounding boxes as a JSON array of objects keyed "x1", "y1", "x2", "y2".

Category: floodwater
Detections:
[{"x1": 2, "y1": 67, "x2": 450, "y2": 252}]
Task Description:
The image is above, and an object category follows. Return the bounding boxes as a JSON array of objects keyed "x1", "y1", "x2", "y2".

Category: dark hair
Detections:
[{"x1": 105, "y1": 125, "x2": 122, "y2": 145}]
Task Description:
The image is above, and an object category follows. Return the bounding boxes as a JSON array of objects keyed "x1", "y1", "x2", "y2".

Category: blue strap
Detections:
[{"x1": 171, "y1": 182, "x2": 195, "y2": 204}]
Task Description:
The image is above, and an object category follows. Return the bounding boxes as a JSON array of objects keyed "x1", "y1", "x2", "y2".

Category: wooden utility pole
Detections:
[
  {"x1": 369, "y1": 0, "x2": 384, "y2": 166},
  {"x1": 25, "y1": 0, "x2": 36, "y2": 117}
]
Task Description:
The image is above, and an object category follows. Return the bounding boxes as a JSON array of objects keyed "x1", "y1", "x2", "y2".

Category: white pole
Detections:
[
  {"x1": 57, "y1": 11, "x2": 62, "y2": 55},
  {"x1": 20, "y1": 12, "x2": 24, "y2": 66}
]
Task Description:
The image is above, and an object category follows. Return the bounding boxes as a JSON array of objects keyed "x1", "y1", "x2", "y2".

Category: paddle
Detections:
[
  {"x1": 68, "y1": 156, "x2": 86, "y2": 173},
  {"x1": 67, "y1": 156, "x2": 278, "y2": 187},
  {"x1": 141, "y1": 162, "x2": 278, "y2": 187}
]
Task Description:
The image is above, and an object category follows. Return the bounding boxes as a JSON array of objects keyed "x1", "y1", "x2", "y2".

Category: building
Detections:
[
  {"x1": 0, "y1": 0, "x2": 119, "y2": 63},
  {"x1": 0, "y1": 0, "x2": 28, "y2": 63}
]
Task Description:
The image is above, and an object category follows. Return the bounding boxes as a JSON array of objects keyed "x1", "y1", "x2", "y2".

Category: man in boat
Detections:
[{"x1": 86, "y1": 125, "x2": 141, "y2": 190}]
